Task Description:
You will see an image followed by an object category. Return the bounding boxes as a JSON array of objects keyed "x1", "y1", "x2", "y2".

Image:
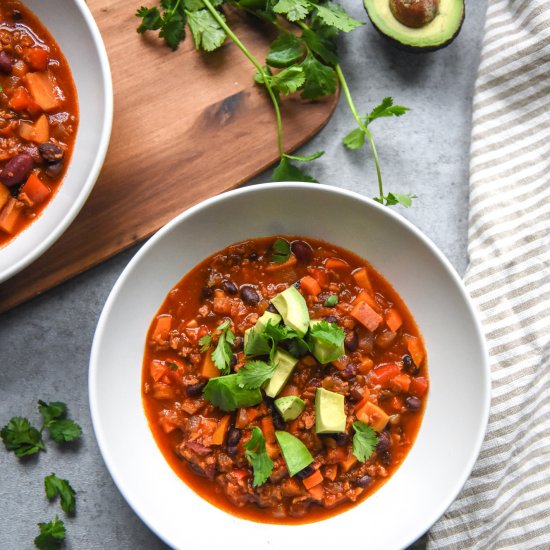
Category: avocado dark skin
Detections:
[{"x1": 364, "y1": 0, "x2": 465, "y2": 53}]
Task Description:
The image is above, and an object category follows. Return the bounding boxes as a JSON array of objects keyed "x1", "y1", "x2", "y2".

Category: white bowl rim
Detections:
[
  {"x1": 89, "y1": 182, "x2": 491, "y2": 549},
  {"x1": 0, "y1": 0, "x2": 113, "y2": 283}
]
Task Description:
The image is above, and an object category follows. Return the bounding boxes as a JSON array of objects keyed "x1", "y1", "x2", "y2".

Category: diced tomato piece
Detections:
[
  {"x1": 368, "y1": 363, "x2": 401, "y2": 387},
  {"x1": 409, "y1": 376, "x2": 429, "y2": 398},
  {"x1": 26, "y1": 47, "x2": 49, "y2": 71}
]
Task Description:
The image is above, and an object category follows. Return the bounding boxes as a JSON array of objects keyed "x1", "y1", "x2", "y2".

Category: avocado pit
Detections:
[{"x1": 389, "y1": 0, "x2": 439, "y2": 28}]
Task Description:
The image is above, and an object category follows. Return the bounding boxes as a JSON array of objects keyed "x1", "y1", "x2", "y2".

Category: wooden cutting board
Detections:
[{"x1": 0, "y1": 0, "x2": 338, "y2": 313}]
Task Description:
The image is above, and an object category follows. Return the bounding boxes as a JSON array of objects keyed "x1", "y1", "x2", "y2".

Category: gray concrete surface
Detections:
[{"x1": 0, "y1": 1, "x2": 486, "y2": 548}]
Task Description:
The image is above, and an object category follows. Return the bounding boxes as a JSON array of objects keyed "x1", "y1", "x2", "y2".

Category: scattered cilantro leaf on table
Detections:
[
  {"x1": 244, "y1": 426, "x2": 274, "y2": 486},
  {"x1": 352, "y1": 420, "x2": 378, "y2": 462},
  {"x1": 34, "y1": 516, "x2": 65, "y2": 550},
  {"x1": 39, "y1": 400, "x2": 82, "y2": 443},
  {"x1": 44, "y1": 474, "x2": 76, "y2": 515},
  {"x1": 1, "y1": 417, "x2": 45, "y2": 457}
]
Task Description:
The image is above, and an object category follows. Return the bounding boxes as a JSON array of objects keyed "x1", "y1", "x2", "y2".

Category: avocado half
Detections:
[{"x1": 364, "y1": 0, "x2": 465, "y2": 52}]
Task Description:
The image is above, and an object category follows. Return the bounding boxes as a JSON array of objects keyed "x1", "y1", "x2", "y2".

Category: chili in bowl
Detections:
[
  {"x1": 0, "y1": 0, "x2": 112, "y2": 282},
  {"x1": 90, "y1": 183, "x2": 490, "y2": 550}
]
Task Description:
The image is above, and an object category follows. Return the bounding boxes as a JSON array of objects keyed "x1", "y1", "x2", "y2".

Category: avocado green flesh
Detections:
[
  {"x1": 264, "y1": 349, "x2": 299, "y2": 398},
  {"x1": 364, "y1": 0, "x2": 464, "y2": 50},
  {"x1": 275, "y1": 396, "x2": 306, "y2": 421},
  {"x1": 315, "y1": 387, "x2": 346, "y2": 434},
  {"x1": 271, "y1": 286, "x2": 309, "y2": 338}
]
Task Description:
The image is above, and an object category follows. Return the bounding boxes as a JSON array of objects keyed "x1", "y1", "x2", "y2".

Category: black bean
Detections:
[
  {"x1": 339, "y1": 363, "x2": 357, "y2": 381},
  {"x1": 39, "y1": 142, "x2": 64, "y2": 164},
  {"x1": 0, "y1": 153, "x2": 33, "y2": 187},
  {"x1": 227, "y1": 445, "x2": 238, "y2": 456},
  {"x1": 248, "y1": 252, "x2": 258, "y2": 261},
  {"x1": 379, "y1": 450, "x2": 391, "y2": 466},
  {"x1": 44, "y1": 161, "x2": 64, "y2": 178},
  {"x1": 376, "y1": 431, "x2": 391, "y2": 453},
  {"x1": 294, "y1": 464, "x2": 315, "y2": 480},
  {"x1": 0, "y1": 51, "x2": 13, "y2": 74},
  {"x1": 230, "y1": 253, "x2": 242, "y2": 265},
  {"x1": 226, "y1": 428, "x2": 241, "y2": 448},
  {"x1": 290, "y1": 240, "x2": 313, "y2": 263},
  {"x1": 405, "y1": 396, "x2": 422, "y2": 411},
  {"x1": 266, "y1": 302, "x2": 277, "y2": 313},
  {"x1": 271, "y1": 410, "x2": 286, "y2": 430},
  {"x1": 324, "y1": 315, "x2": 338, "y2": 324},
  {"x1": 240, "y1": 285, "x2": 260, "y2": 306},
  {"x1": 186, "y1": 381, "x2": 206, "y2": 397},
  {"x1": 332, "y1": 432, "x2": 349, "y2": 446},
  {"x1": 350, "y1": 386, "x2": 364, "y2": 403},
  {"x1": 402, "y1": 353, "x2": 418, "y2": 374},
  {"x1": 201, "y1": 286, "x2": 213, "y2": 300},
  {"x1": 344, "y1": 330, "x2": 359, "y2": 352},
  {"x1": 12, "y1": 10, "x2": 22, "y2": 20},
  {"x1": 308, "y1": 378, "x2": 322, "y2": 388},
  {"x1": 229, "y1": 354, "x2": 237, "y2": 369},
  {"x1": 354, "y1": 475, "x2": 373, "y2": 488},
  {"x1": 222, "y1": 280, "x2": 238, "y2": 295}
]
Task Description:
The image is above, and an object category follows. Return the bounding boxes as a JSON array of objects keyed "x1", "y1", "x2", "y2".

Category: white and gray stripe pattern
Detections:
[{"x1": 427, "y1": 0, "x2": 550, "y2": 548}]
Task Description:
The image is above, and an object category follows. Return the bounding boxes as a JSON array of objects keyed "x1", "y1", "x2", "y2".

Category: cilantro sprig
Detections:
[
  {"x1": 235, "y1": 360, "x2": 277, "y2": 389},
  {"x1": 271, "y1": 237, "x2": 291, "y2": 263},
  {"x1": 244, "y1": 426, "x2": 274, "y2": 486},
  {"x1": 205, "y1": 320, "x2": 235, "y2": 375},
  {"x1": 1, "y1": 401, "x2": 82, "y2": 457},
  {"x1": 352, "y1": 420, "x2": 378, "y2": 462},
  {"x1": 136, "y1": 0, "x2": 415, "y2": 204},
  {"x1": 44, "y1": 474, "x2": 76, "y2": 515}
]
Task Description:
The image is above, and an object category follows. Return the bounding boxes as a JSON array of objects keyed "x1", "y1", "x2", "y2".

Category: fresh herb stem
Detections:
[
  {"x1": 334, "y1": 64, "x2": 384, "y2": 201},
  {"x1": 201, "y1": 0, "x2": 285, "y2": 156}
]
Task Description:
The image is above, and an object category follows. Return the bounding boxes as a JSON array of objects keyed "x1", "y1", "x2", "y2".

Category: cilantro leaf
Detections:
[
  {"x1": 160, "y1": 11, "x2": 186, "y2": 50},
  {"x1": 375, "y1": 192, "x2": 417, "y2": 208},
  {"x1": 284, "y1": 150, "x2": 325, "y2": 162},
  {"x1": 352, "y1": 421, "x2": 378, "y2": 462},
  {"x1": 44, "y1": 474, "x2": 76, "y2": 515},
  {"x1": 324, "y1": 294, "x2": 338, "y2": 307},
  {"x1": 203, "y1": 374, "x2": 263, "y2": 411},
  {"x1": 187, "y1": 9, "x2": 226, "y2": 52},
  {"x1": 1, "y1": 417, "x2": 45, "y2": 457},
  {"x1": 236, "y1": 360, "x2": 277, "y2": 389},
  {"x1": 269, "y1": 65, "x2": 306, "y2": 95},
  {"x1": 299, "y1": 51, "x2": 337, "y2": 99},
  {"x1": 199, "y1": 333, "x2": 212, "y2": 352},
  {"x1": 309, "y1": 319, "x2": 345, "y2": 347},
  {"x1": 211, "y1": 320, "x2": 235, "y2": 375},
  {"x1": 273, "y1": 0, "x2": 312, "y2": 21},
  {"x1": 266, "y1": 33, "x2": 304, "y2": 68},
  {"x1": 136, "y1": 6, "x2": 163, "y2": 32},
  {"x1": 342, "y1": 127, "x2": 365, "y2": 150},
  {"x1": 34, "y1": 516, "x2": 66, "y2": 550},
  {"x1": 272, "y1": 156, "x2": 317, "y2": 183},
  {"x1": 301, "y1": 27, "x2": 339, "y2": 66},
  {"x1": 365, "y1": 97, "x2": 410, "y2": 124},
  {"x1": 38, "y1": 401, "x2": 66, "y2": 426},
  {"x1": 272, "y1": 237, "x2": 291, "y2": 264},
  {"x1": 47, "y1": 420, "x2": 82, "y2": 443},
  {"x1": 244, "y1": 326, "x2": 272, "y2": 356},
  {"x1": 312, "y1": 2, "x2": 364, "y2": 33},
  {"x1": 244, "y1": 426, "x2": 274, "y2": 486}
]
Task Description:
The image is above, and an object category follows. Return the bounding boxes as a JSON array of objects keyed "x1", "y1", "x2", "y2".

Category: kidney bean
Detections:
[
  {"x1": 222, "y1": 280, "x2": 238, "y2": 295},
  {"x1": 405, "y1": 396, "x2": 422, "y2": 411},
  {"x1": 290, "y1": 240, "x2": 313, "y2": 263},
  {"x1": 324, "y1": 315, "x2": 338, "y2": 324},
  {"x1": 240, "y1": 285, "x2": 260, "y2": 306},
  {"x1": 201, "y1": 286, "x2": 213, "y2": 300},
  {"x1": 402, "y1": 353, "x2": 419, "y2": 374},
  {"x1": 0, "y1": 153, "x2": 33, "y2": 187},
  {"x1": 376, "y1": 431, "x2": 391, "y2": 453},
  {"x1": 186, "y1": 382, "x2": 206, "y2": 397},
  {"x1": 379, "y1": 450, "x2": 392, "y2": 466},
  {"x1": 226, "y1": 428, "x2": 241, "y2": 448},
  {"x1": 0, "y1": 51, "x2": 13, "y2": 73},
  {"x1": 44, "y1": 161, "x2": 64, "y2": 178},
  {"x1": 39, "y1": 143, "x2": 64, "y2": 164},
  {"x1": 344, "y1": 330, "x2": 359, "y2": 352},
  {"x1": 354, "y1": 475, "x2": 373, "y2": 488},
  {"x1": 350, "y1": 386, "x2": 364, "y2": 403}
]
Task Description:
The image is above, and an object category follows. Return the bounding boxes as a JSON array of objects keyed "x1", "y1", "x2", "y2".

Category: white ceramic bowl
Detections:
[
  {"x1": 90, "y1": 183, "x2": 490, "y2": 550},
  {"x1": 0, "y1": 0, "x2": 113, "y2": 283}
]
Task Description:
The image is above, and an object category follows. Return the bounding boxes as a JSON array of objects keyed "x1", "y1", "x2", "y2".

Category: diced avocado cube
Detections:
[
  {"x1": 309, "y1": 320, "x2": 345, "y2": 364},
  {"x1": 264, "y1": 349, "x2": 299, "y2": 398},
  {"x1": 315, "y1": 387, "x2": 346, "y2": 433},
  {"x1": 271, "y1": 286, "x2": 309, "y2": 338},
  {"x1": 275, "y1": 431, "x2": 314, "y2": 477},
  {"x1": 275, "y1": 396, "x2": 306, "y2": 421}
]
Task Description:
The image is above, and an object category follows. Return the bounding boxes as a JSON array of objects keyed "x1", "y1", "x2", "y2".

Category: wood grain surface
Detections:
[{"x1": 0, "y1": 0, "x2": 338, "y2": 313}]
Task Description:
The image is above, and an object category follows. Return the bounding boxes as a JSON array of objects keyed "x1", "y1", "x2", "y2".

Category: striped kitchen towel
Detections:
[{"x1": 427, "y1": 0, "x2": 550, "y2": 548}]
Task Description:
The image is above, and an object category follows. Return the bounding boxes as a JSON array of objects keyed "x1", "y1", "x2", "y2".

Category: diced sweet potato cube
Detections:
[
  {"x1": 351, "y1": 300, "x2": 383, "y2": 332},
  {"x1": 356, "y1": 401, "x2": 389, "y2": 432}
]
